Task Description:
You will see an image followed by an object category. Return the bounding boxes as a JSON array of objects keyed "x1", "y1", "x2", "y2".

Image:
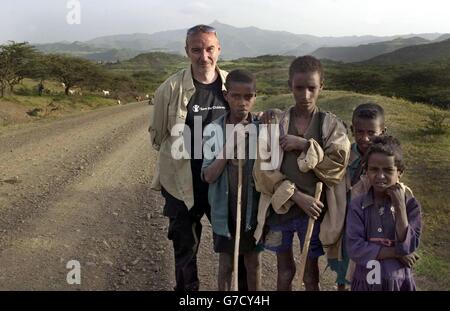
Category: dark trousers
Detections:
[
  {"x1": 161, "y1": 186, "x2": 248, "y2": 291},
  {"x1": 162, "y1": 186, "x2": 209, "y2": 291}
]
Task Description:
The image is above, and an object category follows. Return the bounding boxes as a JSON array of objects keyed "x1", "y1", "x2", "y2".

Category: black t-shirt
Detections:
[
  {"x1": 185, "y1": 77, "x2": 229, "y2": 199},
  {"x1": 185, "y1": 77, "x2": 228, "y2": 133}
]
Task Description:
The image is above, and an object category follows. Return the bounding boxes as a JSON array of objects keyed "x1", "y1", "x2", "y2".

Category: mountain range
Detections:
[{"x1": 32, "y1": 21, "x2": 448, "y2": 63}]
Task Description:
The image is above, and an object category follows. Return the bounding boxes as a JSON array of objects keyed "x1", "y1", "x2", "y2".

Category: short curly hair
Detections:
[
  {"x1": 288, "y1": 55, "x2": 324, "y2": 83},
  {"x1": 364, "y1": 136, "x2": 405, "y2": 173},
  {"x1": 352, "y1": 102, "x2": 385, "y2": 125},
  {"x1": 225, "y1": 69, "x2": 256, "y2": 91}
]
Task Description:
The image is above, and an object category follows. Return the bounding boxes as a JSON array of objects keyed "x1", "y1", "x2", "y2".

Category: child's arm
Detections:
[
  {"x1": 385, "y1": 184, "x2": 422, "y2": 256},
  {"x1": 387, "y1": 184, "x2": 409, "y2": 241},
  {"x1": 202, "y1": 153, "x2": 227, "y2": 184},
  {"x1": 395, "y1": 195, "x2": 422, "y2": 256},
  {"x1": 253, "y1": 124, "x2": 295, "y2": 215},
  {"x1": 376, "y1": 247, "x2": 420, "y2": 268},
  {"x1": 202, "y1": 122, "x2": 227, "y2": 183},
  {"x1": 297, "y1": 115, "x2": 350, "y2": 188},
  {"x1": 291, "y1": 188, "x2": 324, "y2": 220}
]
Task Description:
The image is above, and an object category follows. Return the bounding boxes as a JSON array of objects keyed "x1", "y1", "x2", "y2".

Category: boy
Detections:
[
  {"x1": 329, "y1": 103, "x2": 386, "y2": 290},
  {"x1": 202, "y1": 69, "x2": 262, "y2": 291},
  {"x1": 346, "y1": 136, "x2": 421, "y2": 291},
  {"x1": 253, "y1": 56, "x2": 350, "y2": 290},
  {"x1": 348, "y1": 103, "x2": 386, "y2": 189}
]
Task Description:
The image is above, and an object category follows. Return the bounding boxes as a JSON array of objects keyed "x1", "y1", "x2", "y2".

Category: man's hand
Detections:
[
  {"x1": 280, "y1": 134, "x2": 308, "y2": 152},
  {"x1": 291, "y1": 189, "x2": 324, "y2": 219},
  {"x1": 398, "y1": 252, "x2": 420, "y2": 268},
  {"x1": 256, "y1": 109, "x2": 283, "y2": 124}
]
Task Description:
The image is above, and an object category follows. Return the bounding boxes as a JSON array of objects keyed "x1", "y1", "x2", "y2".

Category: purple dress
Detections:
[{"x1": 346, "y1": 188, "x2": 422, "y2": 291}]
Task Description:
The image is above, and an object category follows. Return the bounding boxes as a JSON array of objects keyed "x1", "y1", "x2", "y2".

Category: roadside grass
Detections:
[
  {"x1": 0, "y1": 79, "x2": 118, "y2": 128},
  {"x1": 256, "y1": 90, "x2": 450, "y2": 290}
]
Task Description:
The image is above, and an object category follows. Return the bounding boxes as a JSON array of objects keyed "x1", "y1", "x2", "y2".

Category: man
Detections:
[{"x1": 149, "y1": 24, "x2": 244, "y2": 291}]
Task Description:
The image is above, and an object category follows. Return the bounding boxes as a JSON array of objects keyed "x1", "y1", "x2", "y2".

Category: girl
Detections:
[{"x1": 346, "y1": 136, "x2": 422, "y2": 291}]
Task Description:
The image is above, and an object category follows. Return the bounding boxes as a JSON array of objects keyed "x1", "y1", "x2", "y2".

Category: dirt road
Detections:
[{"x1": 0, "y1": 102, "x2": 337, "y2": 290}]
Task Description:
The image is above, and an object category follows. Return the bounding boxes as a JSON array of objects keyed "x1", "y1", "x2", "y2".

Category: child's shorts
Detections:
[{"x1": 263, "y1": 216, "x2": 324, "y2": 258}]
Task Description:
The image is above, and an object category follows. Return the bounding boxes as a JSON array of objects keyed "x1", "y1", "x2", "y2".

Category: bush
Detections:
[{"x1": 421, "y1": 110, "x2": 448, "y2": 135}]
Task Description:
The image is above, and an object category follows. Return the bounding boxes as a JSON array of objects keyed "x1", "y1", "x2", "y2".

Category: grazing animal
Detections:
[{"x1": 102, "y1": 90, "x2": 110, "y2": 96}]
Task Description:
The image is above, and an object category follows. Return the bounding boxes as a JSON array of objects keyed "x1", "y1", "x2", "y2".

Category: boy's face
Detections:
[
  {"x1": 224, "y1": 82, "x2": 256, "y2": 120},
  {"x1": 185, "y1": 32, "x2": 221, "y2": 74},
  {"x1": 289, "y1": 71, "x2": 323, "y2": 113},
  {"x1": 367, "y1": 153, "x2": 401, "y2": 194},
  {"x1": 352, "y1": 117, "x2": 385, "y2": 154}
]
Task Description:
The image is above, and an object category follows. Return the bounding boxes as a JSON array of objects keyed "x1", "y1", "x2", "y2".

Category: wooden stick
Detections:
[
  {"x1": 297, "y1": 182, "x2": 323, "y2": 289},
  {"x1": 232, "y1": 158, "x2": 244, "y2": 291}
]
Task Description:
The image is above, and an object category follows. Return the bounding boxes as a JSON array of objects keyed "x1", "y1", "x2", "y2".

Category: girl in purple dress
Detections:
[{"x1": 346, "y1": 136, "x2": 422, "y2": 291}]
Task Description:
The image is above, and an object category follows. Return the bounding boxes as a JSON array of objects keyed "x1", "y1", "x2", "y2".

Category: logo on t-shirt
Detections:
[{"x1": 192, "y1": 105, "x2": 200, "y2": 113}]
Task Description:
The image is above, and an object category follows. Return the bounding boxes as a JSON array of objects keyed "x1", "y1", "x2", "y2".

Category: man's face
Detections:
[
  {"x1": 224, "y1": 82, "x2": 256, "y2": 120},
  {"x1": 289, "y1": 71, "x2": 323, "y2": 113},
  {"x1": 185, "y1": 32, "x2": 221, "y2": 74},
  {"x1": 367, "y1": 153, "x2": 400, "y2": 194},
  {"x1": 352, "y1": 117, "x2": 385, "y2": 154}
]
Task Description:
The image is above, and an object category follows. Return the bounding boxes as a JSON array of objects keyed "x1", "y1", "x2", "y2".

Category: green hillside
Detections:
[
  {"x1": 222, "y1": 55, "x2": 450, "y2": 109},
  {"x1": 364, "y1": 38, "x2": 450, "y2": 65},
  {"x1": 312, "y1": 37, "x2": 429, "y2": 63},
  {"x1": 256, "y1": 90, "x2": 450, "y2": 290}
]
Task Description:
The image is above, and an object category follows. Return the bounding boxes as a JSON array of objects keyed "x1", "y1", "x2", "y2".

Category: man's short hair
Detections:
[
  {"x1": 364, "y1": 135, "x2": 405, "y2": 173},
  {"x1": 352, "y1": 102, "x2": 385, "y2": 125},
  {"x1": 225, "y1": 69, "x2": 256, "y2": 91},
  {"x1": 288, "y1": 55, "x2": 324, "y2": 83},
  {"x1": 185, "y1": 24, "x2": 217, "y2": 45}
]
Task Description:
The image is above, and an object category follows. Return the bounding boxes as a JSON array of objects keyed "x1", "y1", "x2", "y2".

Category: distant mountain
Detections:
[
  {"x1": 312, "y1": 37, "x2": 430, "y2": 63},
  {"x1": 434, "y1": 34, "x2": 450, "y2": 42},
  {"x1": 105, "y1": 52, "x2": 189, "y2": 73},
  {"x1": 35, "y1": 41, "x2": 99, "y2": 54},
  {"x1": 127, "y1": 52, "x2": 187, "y2": 67},
  {"x1": 32, "y1": 21, "x2": 445, "y2": 60},
  {"x1": 81, "y1": 21, "x2": 444, "y2": 60},
  {"x1": 83, "y1": 49, "x2": 143, "y2": 62},
  {"x1": 363, "y1": 39, "x2": 450, "y2": 65},
  {"x1": 34, "y1": 41, "x2": 144, "y2": 62}
]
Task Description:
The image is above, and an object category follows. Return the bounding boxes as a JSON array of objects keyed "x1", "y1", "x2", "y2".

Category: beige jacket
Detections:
[
  {"x1": 148, "y1": 66, "x2": 228, "y2": 208},
  {"x1": 253, "y1": 106, "x2": 351, "y2": 259}
]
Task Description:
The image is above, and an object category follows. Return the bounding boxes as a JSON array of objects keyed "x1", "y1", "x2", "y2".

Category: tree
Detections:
[
  {"x1": 0, "y1": 41, "x2": 38, "y2": 97},
  {"x1": 46, "y1": 54, "x2": 106, "y2": 95}
]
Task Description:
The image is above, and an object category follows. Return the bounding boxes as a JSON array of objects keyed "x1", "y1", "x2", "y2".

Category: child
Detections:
[
  {"x1": 348, "y1": 103, "x2": 387, "y2": 188},
  {"x1": 346, "y1": 136, "x2": 422, "y2": 291},
  {"x1": 253, "y1": 56, "x2": 350, "y2": 291},
  {"x1": 202, "y1": 69, "x2": 262, "y2": 291},
  {"x1": 329, "y1": 103, "x2": 386, "y2": 290}
]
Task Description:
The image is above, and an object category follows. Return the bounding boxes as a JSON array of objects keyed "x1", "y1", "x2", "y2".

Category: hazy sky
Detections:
[{"x1": 1, "y1": 0, "x2": 449, "y2": 43}]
